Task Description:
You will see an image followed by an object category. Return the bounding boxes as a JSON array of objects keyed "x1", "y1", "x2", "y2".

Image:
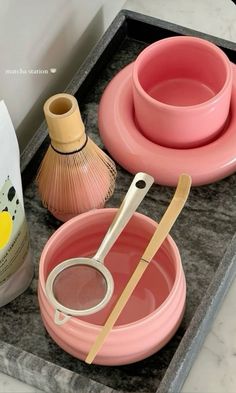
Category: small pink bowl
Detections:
[
  {"x1": 132, "y1": 36, "x2": 233, "y2": 149},
  {"x1": 38, "y1": 209, "x2": 186, "y2": 365}
]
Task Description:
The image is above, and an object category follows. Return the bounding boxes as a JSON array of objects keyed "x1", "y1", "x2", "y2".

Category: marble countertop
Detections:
[{"x1": 1, "y1": 0, "x2": 236, "y2": 392}]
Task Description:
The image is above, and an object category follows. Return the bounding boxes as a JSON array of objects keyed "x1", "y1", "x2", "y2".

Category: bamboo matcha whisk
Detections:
[{"x1": 36, "y1": 93, "x2": 117, "y2": 222}]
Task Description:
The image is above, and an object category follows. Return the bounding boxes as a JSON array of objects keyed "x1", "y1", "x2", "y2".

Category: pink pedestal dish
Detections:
[
  {"x1": 99, "y1": 62, "x2": 236, "y2": 186},
  {"x1": 38, "y1": 209, "x2": 186, "y2": 365}
]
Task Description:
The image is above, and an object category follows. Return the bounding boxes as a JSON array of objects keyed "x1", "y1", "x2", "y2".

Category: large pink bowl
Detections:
[{"x1": 38, "y1": 209, "x2": 186, "y2": 365}]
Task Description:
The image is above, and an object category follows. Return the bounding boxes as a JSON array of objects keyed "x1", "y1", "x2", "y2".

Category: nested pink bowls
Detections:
[
  {"x1": 38, "y1": 208, "x2": 186, "y2": 365},
  {"x1": 132, "y1": 36, "x2": 233, "y2": 149}
]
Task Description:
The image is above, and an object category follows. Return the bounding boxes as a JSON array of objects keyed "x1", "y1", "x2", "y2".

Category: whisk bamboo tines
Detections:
[{"x1": 36, "y1": 93, "x2": 117, "y2": 222}]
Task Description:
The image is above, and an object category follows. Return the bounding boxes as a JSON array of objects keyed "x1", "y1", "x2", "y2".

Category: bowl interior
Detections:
[
  {"x1": 41, "y1": 211, "x2": 178, "y2": 326},
  {"x1": 137, "y1": 39, "x2": 227, "y2": 106}
]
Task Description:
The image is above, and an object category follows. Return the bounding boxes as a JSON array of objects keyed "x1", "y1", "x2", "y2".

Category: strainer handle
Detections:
[{"x1": 94, "y1": 172, "x2": 154, "y2": 263}]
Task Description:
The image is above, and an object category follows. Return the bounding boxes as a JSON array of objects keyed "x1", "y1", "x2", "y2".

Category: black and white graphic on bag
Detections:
[{"x1": 0, "y1": 177, "x2": 29, "y2": 284}]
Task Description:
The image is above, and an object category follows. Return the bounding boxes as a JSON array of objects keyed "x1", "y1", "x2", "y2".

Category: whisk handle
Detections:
[{"x1": 94, "y1": 172, "x2": 154, "y2": 263}]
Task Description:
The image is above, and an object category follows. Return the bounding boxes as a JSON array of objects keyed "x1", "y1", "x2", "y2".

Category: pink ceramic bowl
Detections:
[
  {"x1": 38, "y1": 209, "x2": 186, "y2": 365},
  {"x1": 132, "y1": 36, "x2": 233, "y2": 149}
]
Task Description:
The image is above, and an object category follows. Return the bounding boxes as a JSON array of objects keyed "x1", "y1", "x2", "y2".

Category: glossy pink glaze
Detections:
[
  {"x1": 98, "y1": 63, "x2": 236, "y2": 186},
  {"x1": 132, "y1": 36, "x2": 232, "y2": 148},
  {"x1": 38, "y1": 209, "x2": 186, "y2": 365}
]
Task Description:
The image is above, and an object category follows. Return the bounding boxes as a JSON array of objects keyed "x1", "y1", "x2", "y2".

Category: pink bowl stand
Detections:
[{"x1": 98, "y1": 63, "x2": 236, "y2": 186}]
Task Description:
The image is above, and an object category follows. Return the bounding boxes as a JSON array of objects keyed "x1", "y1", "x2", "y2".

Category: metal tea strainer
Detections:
[{"x1": 45, "y1": 172, "x2": 154, "y2": 325}]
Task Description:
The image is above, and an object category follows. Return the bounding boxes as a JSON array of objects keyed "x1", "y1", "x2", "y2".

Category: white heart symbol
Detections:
[{"x1": 50, "y1": 68, "x2": 57, "y2": 74}]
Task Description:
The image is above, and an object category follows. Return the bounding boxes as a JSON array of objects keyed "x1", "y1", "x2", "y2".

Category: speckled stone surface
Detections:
[{"x1": 0, "y1": 10, "x2": 236, "y2": 393}]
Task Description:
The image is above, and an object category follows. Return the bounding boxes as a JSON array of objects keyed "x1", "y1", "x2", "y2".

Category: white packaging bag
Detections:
[{"x1": 0, "y1": 100, "x2": 33, "y2": 306}]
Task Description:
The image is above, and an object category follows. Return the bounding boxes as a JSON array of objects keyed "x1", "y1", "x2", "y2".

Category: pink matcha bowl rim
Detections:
[
  {"x1": 39, "y1": 208, "x2": 184, "y2": 332},
  {"x1": 132, "y1": 36, "x2": 232, "y2": 111}
]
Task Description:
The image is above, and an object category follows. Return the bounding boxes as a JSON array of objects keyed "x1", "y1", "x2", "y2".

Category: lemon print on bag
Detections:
[{"x1": 0, "y1": 211, "x2": 13, "y2": 249}]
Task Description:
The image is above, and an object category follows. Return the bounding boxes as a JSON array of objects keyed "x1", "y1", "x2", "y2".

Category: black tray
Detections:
[{"x1": 1, "y1": 10, "x2": 236, "y2": 393}]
